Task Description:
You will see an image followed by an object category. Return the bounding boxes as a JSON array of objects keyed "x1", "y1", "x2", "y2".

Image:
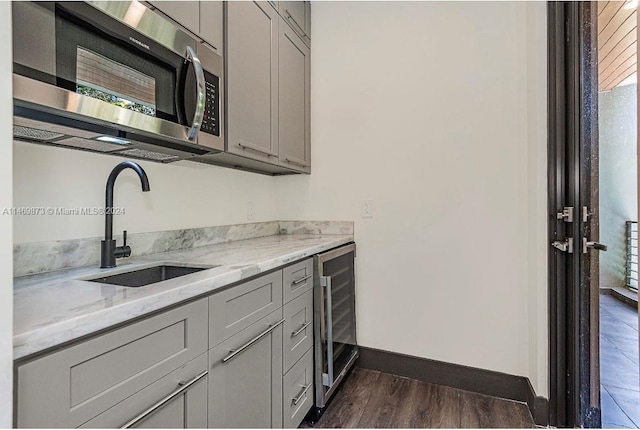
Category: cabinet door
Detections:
[
  {"x1": 81, "y1": 354, "x2": 208, "y2": 428},
  {"x1": 200, "y1": 1, "x2": 223, "y2": 53},
  {"x1": 226, "y1": 1, "x2": 279, "y2": 163},
  {"x1": 278, "y1": 23, "x2": 311, "y2": 173},
  {"x1": 208, "y1": 309, "x2": 284, "y2": 428},
  {"x1": 148, "y1": 1, "x2": 200, "y2": 36}
]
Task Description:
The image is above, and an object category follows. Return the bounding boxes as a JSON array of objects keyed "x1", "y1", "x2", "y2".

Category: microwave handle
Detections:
[{"x1": 185, "y1": 46, "x2": 206, "y2": 141}]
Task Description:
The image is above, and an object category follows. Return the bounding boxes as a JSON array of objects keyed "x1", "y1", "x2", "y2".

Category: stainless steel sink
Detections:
[{"x1": 87, "y1": 265, "x2": 213, "y2": 287}]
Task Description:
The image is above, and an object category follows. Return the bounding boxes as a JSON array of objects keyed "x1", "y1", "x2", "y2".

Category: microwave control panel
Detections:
[{"x1": 201, "y1": 71, "x2": 219, "y2": 136}]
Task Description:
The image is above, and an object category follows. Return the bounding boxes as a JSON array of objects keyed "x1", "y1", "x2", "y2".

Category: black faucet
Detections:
[{"x1": 100, "y1": 161, "x2": 151, "y2": 268}]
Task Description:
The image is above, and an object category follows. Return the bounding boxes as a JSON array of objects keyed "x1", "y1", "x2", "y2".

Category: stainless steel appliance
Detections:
[
  {"x1": 314, "y1": 243, "x2": 359, "y2": 411},
  {"x1": 12, "y1": 1, "x2": 223, "y2": 163}
]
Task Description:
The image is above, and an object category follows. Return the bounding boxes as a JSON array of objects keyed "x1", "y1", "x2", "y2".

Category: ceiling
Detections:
[{"x1": 598, "y1": 1, "x2": 637, "y2": 91}]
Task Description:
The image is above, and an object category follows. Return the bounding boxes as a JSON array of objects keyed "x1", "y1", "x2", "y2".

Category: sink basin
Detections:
[{"x1": 87, "y1": 265, "x2": 212, "y2": 287}]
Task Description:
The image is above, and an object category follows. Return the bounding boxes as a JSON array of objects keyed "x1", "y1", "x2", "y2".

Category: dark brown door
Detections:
[{"x1": 548, "y1": 2, "x2": 603, "y2": 427}]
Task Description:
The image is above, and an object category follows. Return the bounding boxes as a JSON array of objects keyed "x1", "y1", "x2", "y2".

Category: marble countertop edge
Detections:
[{"x1": 14, "y1": 234, "x2": 354, "y2": 360}]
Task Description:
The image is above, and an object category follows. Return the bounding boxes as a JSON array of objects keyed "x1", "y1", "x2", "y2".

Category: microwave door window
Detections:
[
  {"x1": 55, "y1": 9, "x2": 179, "y2": 123},
  {"x1": 76, "y1": 47, "x2": 157, "y2": 116}
]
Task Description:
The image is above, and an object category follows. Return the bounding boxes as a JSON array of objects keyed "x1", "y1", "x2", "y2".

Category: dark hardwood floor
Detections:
[{"x1": 307, "y1": 368, "x2": 535, "y2": 428}]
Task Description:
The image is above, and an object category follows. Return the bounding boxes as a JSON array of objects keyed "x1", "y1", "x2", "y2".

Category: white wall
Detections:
[
  {"x1": 11, "y1": 1, "x2": 549, "y2": 399},
  {"x1": 276, "y1": 1, "x2": 549, "y2": 396},
  {"x1": 13, "y1": 143, "x2": 279, "y2": 243},
  {"x1": 522, "y1": 1, "x2": 549, "y2": 398},
  {"x1": 0, "y1": 2, "x2": 13, "y2": 426}
]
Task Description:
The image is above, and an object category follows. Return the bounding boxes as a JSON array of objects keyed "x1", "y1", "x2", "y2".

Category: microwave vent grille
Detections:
[
  {"x1": 55, "y1": 137, "x2": 126, "y2": 153},
  {"x1": 118, "y1": 148, "x2": 181, "y2": 161},
  {"x1": 13, "y1": 125, "x2": 64, "y2": 142}
]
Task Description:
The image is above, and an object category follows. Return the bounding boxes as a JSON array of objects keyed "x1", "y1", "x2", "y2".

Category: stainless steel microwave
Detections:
[{"x1": 12, "y1": 1, "x2": 224, "y2": 163}]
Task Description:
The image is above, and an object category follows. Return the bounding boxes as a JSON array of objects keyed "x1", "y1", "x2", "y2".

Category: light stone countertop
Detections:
[{"x1": 14, "y1": 233, "x2": 353, "y2": 360}]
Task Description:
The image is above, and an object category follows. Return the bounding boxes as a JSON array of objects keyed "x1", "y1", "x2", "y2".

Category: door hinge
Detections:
[
  {"x1": 557, "y1": 206, "x2": 574, "y2": 222},
  {"x1": 552, "y1": 238, "x2": 574, "y2": 253},
  {"x1": 582, "y1": 206, "x2": 593, "y2": 223}
]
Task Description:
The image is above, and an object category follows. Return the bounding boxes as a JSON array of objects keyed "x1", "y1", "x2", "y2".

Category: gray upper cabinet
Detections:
[
  {"x1": 278, "y1": 21, "x2": 311, "y2": 173},
  {"x1": 147, "y1": 1, "x2": 223, "y2": 53},
  {"x1": 194, "y1": 0, "x2": 312, "y2": 175},
  {"x1": 208, "y1": 309, "x2": 284, "y2": 428},
  {"x1": 279, "y1": 1, "x2": 311, "y2": 46},
  {"x1": 200, "y1": 1, "x2": 224, "y2": 53},
  {"x1": 225, "y1": 1, "x2": 280, "y2": 164},
  {"x1": 147, "y1": 2, "x2": 200, "y2": 36}
]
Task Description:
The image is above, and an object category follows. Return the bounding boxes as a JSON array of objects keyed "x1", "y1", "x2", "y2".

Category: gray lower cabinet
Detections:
[
  {"x1": 208, "y1": 309, "x2": 284, "y2": 428},
  {"x1": 16, "y1": 299, "x2": 208, "y2": 428},
  {"x1": 16, "y1": 259, "x2": 318, "y2": 428},
  {"x1": 81, "y1": 354, "x2": 208, "y2": 428},
  {"x1": 226, "y1": 1, "x2": 280, "y2": 164}
]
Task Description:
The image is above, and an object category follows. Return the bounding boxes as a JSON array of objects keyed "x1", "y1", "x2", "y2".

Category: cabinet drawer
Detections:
[
  {"x1": 16, "y1": 299, "x2": 208, "y2": 428},
  {"x1": 283, "y1": 289, "x2": 313, "y2": 373},
  {"x1": 208, "y1": 308, "x2": 284, "y2": 428},
  {"x1": 209, "y1": 270, "x2": 283, "y2": 347},
  {"x1": 283, "y1": 349, "x2": 314, "y2": 429},
  {"x1": 282, "y1": 258, "x2": 313, "y2": 303},
  {"x1": 81, "y1": 353, "x2": 208, "y2": 428}
]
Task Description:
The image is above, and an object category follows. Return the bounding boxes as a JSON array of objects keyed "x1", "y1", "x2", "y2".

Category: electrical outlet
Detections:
[
  {"x1": 361, "y1": 200, "x2": 374, "y2": 218},
  {"x1": 247, "y1": 201, "x2": 255, "y2": 221}
]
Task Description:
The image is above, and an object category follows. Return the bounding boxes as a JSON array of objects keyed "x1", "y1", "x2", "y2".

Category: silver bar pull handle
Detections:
[
  {"x1": 291, "y1": 320, "x2": 312, "y2": 338},
  {"x1": 292, "y1": 274, "x2": 312, "y2": 285},
  {"x1": 237, "y1": 140, "x2": 278, "y2": 157},
  {"x1": 222, "y1": 319, "x2": 285, "y2": 363},
  {"x1": 185, "y1": 46, "x2": 206, "y2": 141},
  {"x1": 321, "y1": 275, "x2": 334, "y2": 387},
  {"x1": 121, "y1": 370, "x2": 208, "y2": 428},
  {"x1": 285, "y1": 10, "x2": 306, "y2": 39},
  {"x1": 292, "y1": 383, "x2": 312, "y2": 406}
]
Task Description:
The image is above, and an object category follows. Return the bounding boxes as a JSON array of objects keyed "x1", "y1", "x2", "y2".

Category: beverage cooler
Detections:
[{"x1": 313, "y1": 243, "x2": 358, "y2": 410}]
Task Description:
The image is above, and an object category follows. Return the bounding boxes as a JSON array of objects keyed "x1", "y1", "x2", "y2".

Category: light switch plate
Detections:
[
  {"x1": 361, "y1": 200, "x2": 374, "y2": 218},
  {"x1": 247, "y1": 201, "x2": 255, "y2": 220}
]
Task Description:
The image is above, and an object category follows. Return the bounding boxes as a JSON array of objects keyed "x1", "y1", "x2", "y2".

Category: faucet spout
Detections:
[{"x1": 101, "y1": 161, "x2": 151, "y2": 268}]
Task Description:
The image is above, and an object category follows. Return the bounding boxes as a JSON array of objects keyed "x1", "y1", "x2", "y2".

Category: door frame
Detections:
[{"x1": 547, "y1": 2, "x2": 601, "y2": 428}]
